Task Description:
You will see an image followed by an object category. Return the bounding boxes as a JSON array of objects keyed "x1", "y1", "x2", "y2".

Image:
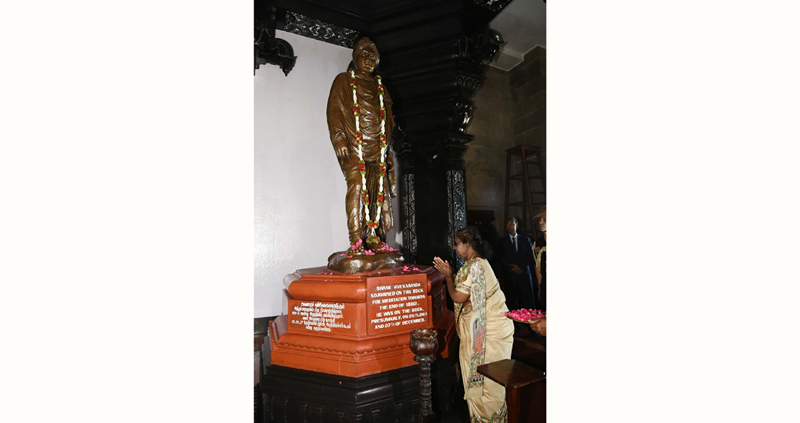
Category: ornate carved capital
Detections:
[
  {"x1": 456, "y1": 74, "x2": 482, "y2": 90},
  {"x1": 442, "y1": 135, "x2": 472, "y2": 170}
]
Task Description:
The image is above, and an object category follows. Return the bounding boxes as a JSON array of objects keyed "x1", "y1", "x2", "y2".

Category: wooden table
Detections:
[
  {"x1": 512, "y1": 335, "x2": 546, "y2": 370},
  {"x1": 477, "y1": 359, "x2": 546, "y2": 423}
]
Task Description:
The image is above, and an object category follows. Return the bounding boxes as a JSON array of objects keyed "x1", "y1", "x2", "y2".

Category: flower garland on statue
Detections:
[{"x1": 350, "y1": 68, "x2": 388, "y2": 246}]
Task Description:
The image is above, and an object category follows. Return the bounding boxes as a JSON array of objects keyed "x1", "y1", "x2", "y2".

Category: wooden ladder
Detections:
[{"x1": 504, "y1": 145, "x2": 546, "y2": 233}]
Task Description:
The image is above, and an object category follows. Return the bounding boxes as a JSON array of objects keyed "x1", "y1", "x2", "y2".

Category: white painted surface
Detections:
[
  {"x1": 255, "y1": 32, "x2": 400, "y2": 318},
  {"x1": 255, "y1": 32, "x2": 351, "y2": 318},
  {"x1": 489, "y1": 0, "x2": 546, "y2": 71}
]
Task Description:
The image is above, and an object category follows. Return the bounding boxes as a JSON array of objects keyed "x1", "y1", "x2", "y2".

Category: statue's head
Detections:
[{"x1": 353, "y1": 37, "x2": 379, "y2": 74}]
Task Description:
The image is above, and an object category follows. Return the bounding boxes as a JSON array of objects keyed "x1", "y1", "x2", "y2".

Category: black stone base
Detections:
[{"x1": 262, "y1": 350, "x2": 469, "y2": 423}]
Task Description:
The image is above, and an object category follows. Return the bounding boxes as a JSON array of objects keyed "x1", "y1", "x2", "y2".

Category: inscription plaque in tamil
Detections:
[{"x1": 286, "y1": 299, "x2": 361, "y2": 336}]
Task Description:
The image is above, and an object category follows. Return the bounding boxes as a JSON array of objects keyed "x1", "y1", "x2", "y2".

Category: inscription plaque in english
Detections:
[{"x1": 366, "y1": 274, "x2": 430, "y2": 336}]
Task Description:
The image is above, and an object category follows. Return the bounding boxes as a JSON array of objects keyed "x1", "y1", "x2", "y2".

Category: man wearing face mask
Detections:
[{"x1": 326, "y1": 37, "x2": 397, "y2": 250}]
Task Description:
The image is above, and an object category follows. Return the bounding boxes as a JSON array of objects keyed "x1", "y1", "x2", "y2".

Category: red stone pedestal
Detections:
[{"x1": 269, "y1": 265, "x2": 456, "y2": 377}]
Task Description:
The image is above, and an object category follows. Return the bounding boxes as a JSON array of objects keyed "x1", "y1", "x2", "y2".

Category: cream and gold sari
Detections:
[{"x1": 454, "y1": 257, "x2": 515, "y2": 422}]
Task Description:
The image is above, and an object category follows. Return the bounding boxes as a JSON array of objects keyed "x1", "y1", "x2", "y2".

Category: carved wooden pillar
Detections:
[
  {"x1": 409, "y1": 328, "x2": 439, "y2": 423},
  {"x1": 394, "y1": 129, "x2": 418, "y2": 264},
  {"x1": 374, "y1": 2, "x2": 503, "y2": 266},
  {"x1": 444, "y1": 136, "x2": 470, "y2": 271}
]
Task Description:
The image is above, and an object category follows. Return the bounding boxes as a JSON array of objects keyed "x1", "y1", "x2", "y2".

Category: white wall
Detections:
[{"x1": 255, "y1": 32, "x2": 400, "y2": 318}]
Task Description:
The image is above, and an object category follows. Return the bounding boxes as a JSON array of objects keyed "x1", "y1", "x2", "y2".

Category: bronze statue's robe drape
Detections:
[{"x1": 326, "y1": 72, "x2": 396, "y2": 244}]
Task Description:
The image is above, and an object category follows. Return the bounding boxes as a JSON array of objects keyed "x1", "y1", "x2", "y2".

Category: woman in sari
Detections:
[{"x1": 433, "y1": 227, "x2": 515, "y2": 423}]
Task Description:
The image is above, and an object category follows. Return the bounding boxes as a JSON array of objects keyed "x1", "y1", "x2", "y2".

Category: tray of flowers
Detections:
[{"x1": 505, "y1": 308, "x2": 546, "y2": 323}]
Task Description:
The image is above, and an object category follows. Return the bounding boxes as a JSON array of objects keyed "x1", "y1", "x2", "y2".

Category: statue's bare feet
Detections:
[
  {"x1": 347, "y1": 238, "x2": 366, "y2": 255},
  {"x1": 347, "y1": 245, "x2": 365, "y2": 255}
]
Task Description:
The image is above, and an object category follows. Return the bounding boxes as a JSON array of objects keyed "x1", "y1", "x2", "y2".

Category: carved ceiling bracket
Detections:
[
  {"x1": 254, "y1": 3, "x2": 296, "y2": 75},
  {"x1": 459, "y1": 28, "x2": 504, "y2": 65},
  {"x1": 451, "y1": 27, "x2": 502, "y2": 132}
]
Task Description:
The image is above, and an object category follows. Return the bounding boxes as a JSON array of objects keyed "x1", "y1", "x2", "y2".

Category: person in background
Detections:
[
  {"x1": 496, "y1": 217, "x2": 536, "y2": 333},
  {"x1": 433, "y1": 227, "x2": 514, "y2": 422},
  {"x1": 533, "y1": 208, "x2": 546, "y2": 312}
]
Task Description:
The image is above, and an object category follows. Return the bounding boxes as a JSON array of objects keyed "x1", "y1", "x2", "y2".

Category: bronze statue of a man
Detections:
[{"x1": 327, "y1": 38, "x2": 396, "y2": 251}]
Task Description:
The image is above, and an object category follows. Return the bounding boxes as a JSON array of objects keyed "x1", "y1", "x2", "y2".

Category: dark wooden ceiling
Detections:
[{"x1": 257, "y1": 0, "x2": 513, "y2": 47}]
